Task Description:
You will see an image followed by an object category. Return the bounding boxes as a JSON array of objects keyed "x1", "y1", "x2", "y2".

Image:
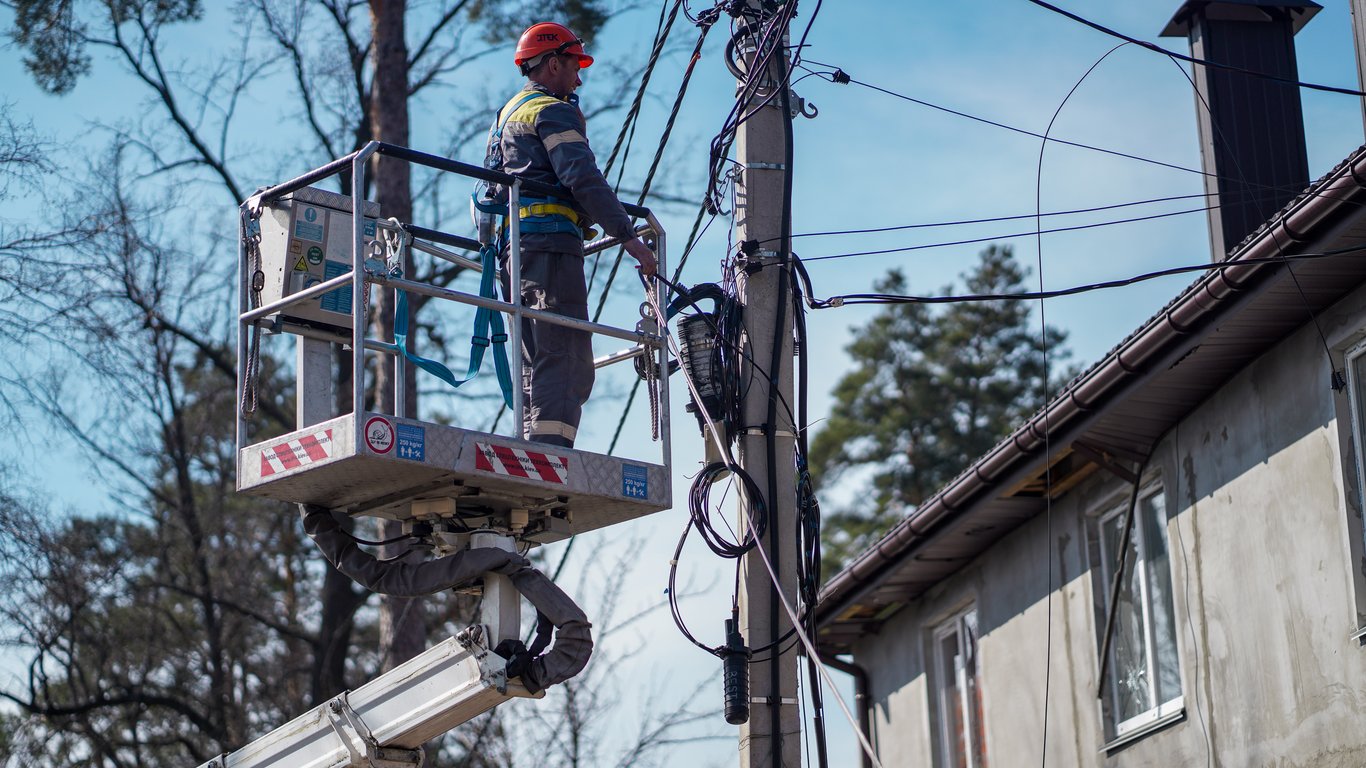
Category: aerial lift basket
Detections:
[{"x1": 235, "y1": 142, "x2": 672, "y2": 546}]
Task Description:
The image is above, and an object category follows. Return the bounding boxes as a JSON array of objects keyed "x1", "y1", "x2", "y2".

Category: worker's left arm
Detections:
[{"x1": 537, "y1": 102, "x2": 637, "y2": 240}]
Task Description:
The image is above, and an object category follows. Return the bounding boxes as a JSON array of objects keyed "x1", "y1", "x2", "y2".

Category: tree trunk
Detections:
[{"x1": 368, "y1": 0, "x2": 426, "y2": 672}]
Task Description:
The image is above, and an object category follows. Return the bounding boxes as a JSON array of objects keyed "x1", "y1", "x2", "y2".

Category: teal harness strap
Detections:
[{"x1": 391, "y1": 244, "x2": 515, "y2": 409}]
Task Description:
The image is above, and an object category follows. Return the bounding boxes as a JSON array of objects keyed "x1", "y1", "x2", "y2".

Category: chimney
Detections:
[{"x1": 1161, "y1": 1, "x2": 1321, "y2": 260}]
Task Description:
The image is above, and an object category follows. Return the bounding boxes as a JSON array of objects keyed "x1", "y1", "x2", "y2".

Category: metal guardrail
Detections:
[{"x1": 235, "y1": 141, "x2": 670, "y2": 472}]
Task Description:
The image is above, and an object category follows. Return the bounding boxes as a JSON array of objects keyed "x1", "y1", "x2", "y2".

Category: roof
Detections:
[{"x1": 815, "y1": 144, "x2": 1366, "y2": 655}]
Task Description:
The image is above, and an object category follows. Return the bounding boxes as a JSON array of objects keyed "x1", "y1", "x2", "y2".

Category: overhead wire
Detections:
[
  {"x1": 799, "y1": 202, "x2": 1220, "y2": 262},
  {"x1": 1030, "y1": 40, "x2": 1132, "y2": 765},
  {"x1": 592, "y1": 10, "x2": 720, "y2": 325},
  {"x1": 804, "y1": 242, "x2": 1366, "y2": 307},
  {"x1": 797, "y1": 60, "x2": 1366, "y2": 213},
  {"x1": 1024, "y1": 0, "x2": 1366, "y2": 97},
  {"x1": 588, "y1": 0, "x2": 683, "y2": 292}
]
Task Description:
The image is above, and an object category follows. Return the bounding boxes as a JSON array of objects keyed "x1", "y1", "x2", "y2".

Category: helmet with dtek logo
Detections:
[{"x1": 514, "y1": 22, "x2": 594, "y2": 73}]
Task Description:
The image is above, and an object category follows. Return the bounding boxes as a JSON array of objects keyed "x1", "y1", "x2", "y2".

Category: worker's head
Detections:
[{"x1": 515, "y1": 22, "x2": 593, "y2": 95}]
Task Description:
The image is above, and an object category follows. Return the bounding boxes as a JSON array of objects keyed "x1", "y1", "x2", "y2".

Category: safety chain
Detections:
[
  {"x1": 635, "y1": 300, "x2": 662, "y2": 442},
  {"x1": 646, "y1": 347, "x2": 661, "y2": 442},
  {"x1": 240, "y1": 204, "x2": 264, "y2": 416}
]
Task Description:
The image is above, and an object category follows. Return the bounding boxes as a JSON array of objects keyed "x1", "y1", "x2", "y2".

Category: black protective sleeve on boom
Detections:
[
  {"x1": 300, "y1": 504, "x2": 593, "y2": 692},
  {"x1": 299, "y1": 504, "x2": 528, "y2": 595},
  {"x1": 501, "y1": 565, "x2": 593, "y2": 693}
]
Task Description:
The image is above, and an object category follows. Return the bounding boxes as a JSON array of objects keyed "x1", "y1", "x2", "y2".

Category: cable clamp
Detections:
[{"x1": 749, "y1": 696, "x2": 799, "y2": 706}]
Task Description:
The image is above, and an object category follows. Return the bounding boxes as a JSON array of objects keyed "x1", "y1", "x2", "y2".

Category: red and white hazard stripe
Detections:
[
  {"x1": 474, "y1": 442, "x2": 569, "y2": 485},
  {"x1": 260, "y1": 429, "x2": 334, "y2": 477}
]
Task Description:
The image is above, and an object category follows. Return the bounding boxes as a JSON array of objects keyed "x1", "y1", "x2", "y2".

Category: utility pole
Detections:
[{"x1": 733, "y1": 4, "x2": 799, "y2": 767}]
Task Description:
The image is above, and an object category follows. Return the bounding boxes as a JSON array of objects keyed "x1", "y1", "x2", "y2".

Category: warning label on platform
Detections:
[{"x1": 364, "y1": 416, "x2": 394, "y2": 454}]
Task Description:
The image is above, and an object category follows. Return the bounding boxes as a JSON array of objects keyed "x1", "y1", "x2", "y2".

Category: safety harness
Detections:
[
  {"x1": 390, "y1": 89, "x2": 601, "y2": 407},
  {"x1": 376, "y1": 223, "x2": 516, "y2": 409},
  {"x1": 472, "y1": 90, "x2": 598, "y2": 242}
]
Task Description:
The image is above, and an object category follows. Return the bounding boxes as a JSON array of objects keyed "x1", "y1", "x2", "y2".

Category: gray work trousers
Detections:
[{"x1": 500, "y1": 249, "x2": 594, "y2": 447}]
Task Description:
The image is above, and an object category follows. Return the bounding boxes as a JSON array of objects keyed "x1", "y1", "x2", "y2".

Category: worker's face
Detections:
[{"x1": 547, "y1": 54, "x2": 582, "y2": 96}]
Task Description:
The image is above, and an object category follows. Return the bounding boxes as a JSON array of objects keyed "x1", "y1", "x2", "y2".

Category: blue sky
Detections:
[{"x1": 4, "y1": 0, "x2": 1366, "y2": 764}]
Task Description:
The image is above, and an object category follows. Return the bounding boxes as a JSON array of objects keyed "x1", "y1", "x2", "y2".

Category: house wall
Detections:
[{"x1": 853, "y1": 283, "x2": 1366, "y2": 767}]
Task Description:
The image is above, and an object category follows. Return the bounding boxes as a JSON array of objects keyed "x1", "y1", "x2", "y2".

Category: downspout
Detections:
[{"x1": 823, "y1": 655, "x2": 874, "y2": 768}]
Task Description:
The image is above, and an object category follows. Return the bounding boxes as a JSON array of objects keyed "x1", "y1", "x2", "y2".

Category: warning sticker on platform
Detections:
[
  {"x1": 396, "y1": 423, "x2": 425, "y2": 461},
  {"x1": 474, "y1": 442, "x2": 568, "y2": 484},
  {"x1": 364, "y1": 416, "x2": 394, "y2": 454},
  {"x1": 259, "y1": 429, "x2": 334, "y2": 477},
  {"x1": 622, "y1": 464, "x2": 649, "y2": 499}
]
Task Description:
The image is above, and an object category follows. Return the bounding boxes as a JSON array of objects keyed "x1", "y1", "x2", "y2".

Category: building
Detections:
[{"x1": 815, "y1": 2, "x2": 1366, "y2": 766}]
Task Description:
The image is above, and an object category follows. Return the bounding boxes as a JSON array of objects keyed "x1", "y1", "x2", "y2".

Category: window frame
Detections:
[
  {"x1": 1344, "y1": 339, "x2": 1366, "y2": 524},
  {"x1": 1090, "y1": 479, "x2": 1184, "y2": 742},
  {"x1": 931, "y1": 606, "x2": 986, "y2": 768}
]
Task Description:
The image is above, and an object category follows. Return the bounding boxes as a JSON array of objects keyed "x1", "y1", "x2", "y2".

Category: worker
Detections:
[{"x1": 482, "y1": 21, "x2": 656, "y2": 448}]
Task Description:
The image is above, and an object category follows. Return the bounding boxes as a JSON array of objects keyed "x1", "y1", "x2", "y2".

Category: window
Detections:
[
  {"x1": 932, "y1": 608, "x2": 986, "y2": 768},
  {"x1": 1093, "y1": 482, "x2": 1182, "y2": 739}
]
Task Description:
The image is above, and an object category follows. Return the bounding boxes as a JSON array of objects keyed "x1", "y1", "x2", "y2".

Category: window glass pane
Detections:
[
  {"x1": 1102, "y1": 512, "x2": 1149, "y2": 723},
  {"x1": 1352, "y1": 350, "x2": 1366, "y2": 431},
  {"x1": 1352, "y1": 349, "x2": 1366, "y2": 512},
  {"x1": 1140, "y1": 491, "x2": 1181, "y2": 707},
  {"x1": 962, "y1": 611, "x2": 986, "y2": 767}
]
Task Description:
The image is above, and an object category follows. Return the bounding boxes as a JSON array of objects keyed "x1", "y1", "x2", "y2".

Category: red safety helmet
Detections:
[{"x1": 514, "y1": 22, "x2": 594, "y2": 71}]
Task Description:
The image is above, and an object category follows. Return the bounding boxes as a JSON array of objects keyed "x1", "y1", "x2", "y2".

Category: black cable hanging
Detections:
[{"x1": 1024, "y1": 0, "x2": 1366, "y2": 97}]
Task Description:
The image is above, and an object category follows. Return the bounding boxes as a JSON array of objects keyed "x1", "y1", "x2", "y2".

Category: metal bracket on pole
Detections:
[
  {"x1": 326, "y1": 693, "x2": 425, "y2": 768},
  {"x1": 738, "y1": 249, "x2": 787, "y2": 272}
]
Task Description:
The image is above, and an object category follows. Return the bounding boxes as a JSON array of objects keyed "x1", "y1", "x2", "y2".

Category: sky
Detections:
[{"x1": 3, "y1": 0, "x2": 1366, "y2": 765}]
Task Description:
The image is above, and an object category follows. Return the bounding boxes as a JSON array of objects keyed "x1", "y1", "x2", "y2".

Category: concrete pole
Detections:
[{"x1": 733, "y1": 7, "x2": 800, "y2": 767}]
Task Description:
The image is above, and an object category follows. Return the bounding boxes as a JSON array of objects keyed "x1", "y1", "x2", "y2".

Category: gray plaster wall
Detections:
[{"x1": 853, "y1": 282, "x2": 1366, "y2": 767}]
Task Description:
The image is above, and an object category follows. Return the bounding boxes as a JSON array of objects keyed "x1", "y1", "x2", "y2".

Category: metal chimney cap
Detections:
[{"x1": 1160, "y1": 0, "x2": 1322, "y2": 37}]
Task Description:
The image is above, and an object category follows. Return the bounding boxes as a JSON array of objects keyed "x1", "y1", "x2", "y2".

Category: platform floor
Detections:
[{"x1": 238, "y1": 413, "x2": 671, "y2": 540}]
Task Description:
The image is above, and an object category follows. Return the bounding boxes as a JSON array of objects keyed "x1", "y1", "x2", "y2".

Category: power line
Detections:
[
  {"x1": 807, "y1": 244, "x2": 1366, "y2": 308},
  {"x1": 778, "y1": 192, "x2": 1214, "y2": 241},
  {"x1": 798, "y1": 61, "x2": 1213, "y2": 179},
  {"x1": 591, "y1": 8, "x2": 717, "y2": 324},
  {"x1": 1024, "y1": 0, "x2": 1366, "y2": 98},
  {"x1": 799, "y1": 61, "x2": 1366, "y2": 206},
  {"x1": 801, "y1": 203, "x2": 1217, "y2": 262}
]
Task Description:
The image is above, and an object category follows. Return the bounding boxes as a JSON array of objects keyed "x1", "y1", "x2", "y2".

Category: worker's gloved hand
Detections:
[{"x1": 625, "y1": 237, "x2": 656, "y2": 278}]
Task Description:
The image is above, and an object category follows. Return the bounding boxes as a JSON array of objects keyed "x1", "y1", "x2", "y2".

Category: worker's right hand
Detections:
[{"x1": 625, "y1": 237, "x2": 657, "y2": 278}]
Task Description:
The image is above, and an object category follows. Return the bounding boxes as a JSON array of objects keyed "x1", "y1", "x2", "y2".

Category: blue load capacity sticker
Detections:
[
  {"x1": 622, "y1": 464, "x2": 649, "y2": 499},
  {"x1": 396, "y1": 424, "x2": 425, "y2": 461}
]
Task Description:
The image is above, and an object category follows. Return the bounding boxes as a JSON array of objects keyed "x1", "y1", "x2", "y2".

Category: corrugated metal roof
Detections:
[{"x1": 815, "y1": 144, "x2": 1366, "y2": 654}]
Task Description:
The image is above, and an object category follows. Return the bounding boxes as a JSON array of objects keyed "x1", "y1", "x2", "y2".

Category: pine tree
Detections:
[{"x1": 810, "y1": 245, "x2": 1071, "y2": 574}]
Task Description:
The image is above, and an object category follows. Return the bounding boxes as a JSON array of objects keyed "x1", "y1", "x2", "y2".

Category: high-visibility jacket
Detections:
[{"x1": 484, "y1": 83, "x2": 636, "y2": 254}]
